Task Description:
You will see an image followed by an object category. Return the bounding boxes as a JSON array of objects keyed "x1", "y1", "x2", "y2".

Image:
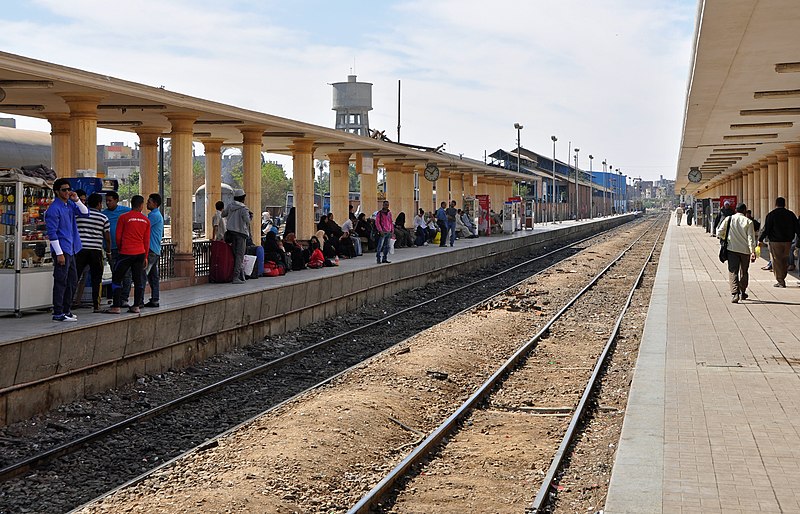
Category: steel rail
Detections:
[
  {"x1": 347, "y1": 215, "x2": 665, "y2": 514},
  {"x1": 528, "y1": 214, "x2": 668, "y2": 513},
  {"x1": 0, "y1": 218, "x2": 641, "y2": 484}
]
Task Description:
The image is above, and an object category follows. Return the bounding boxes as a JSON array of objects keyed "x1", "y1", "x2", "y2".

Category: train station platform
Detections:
[
  {"x1": 0, "y1": 214, "x2": 635, "y2": 427},
  {"x1": 606, "y1": 215, "x2": 800, "y2": 513}
]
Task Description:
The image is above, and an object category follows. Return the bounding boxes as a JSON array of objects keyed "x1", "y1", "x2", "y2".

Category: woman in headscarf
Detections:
[
  {"x1": 317, "y1": 229, "x2": 338, "y2": 259},
  {"x1": 393, "y1": 212, "x2": 414, "y2": 248},
  {"x1": 262, "y1": 230, "x2": 288, "y2": 269},
  {"x1": 283, "y1": 232, "x2": 306, "y2": 270},
  {"x1": 317, "y1": 215, "x2": 328, "y2": 233}
]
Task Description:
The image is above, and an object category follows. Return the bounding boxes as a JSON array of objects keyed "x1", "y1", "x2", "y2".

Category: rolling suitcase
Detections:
[
  {"x1": 246, "y1": 245, "x2": 264, "y2": 279},
  {"x1": 210, "y1": 240, "x2": 234, "y2": 283}
]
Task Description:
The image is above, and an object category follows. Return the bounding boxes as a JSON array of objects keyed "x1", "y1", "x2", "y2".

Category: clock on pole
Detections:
[{"x1": 424, "y1": 163, "x2": 440, "y2": 182}]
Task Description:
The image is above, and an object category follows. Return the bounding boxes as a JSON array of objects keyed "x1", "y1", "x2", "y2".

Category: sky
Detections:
[{"x1": 0, "y1": 0, "x2": 697, "y2": 182}]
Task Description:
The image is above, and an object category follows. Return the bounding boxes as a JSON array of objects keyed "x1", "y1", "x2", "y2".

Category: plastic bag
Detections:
[
  {"x1": 388, "y1": 238, "x2": 396, "y2": 255},
  {"x1": 242, "y1": 254, "x2": 257, "y2": 276},
  {"x1": 433, "y1": 232, "x2": 441, "y2": 245}
]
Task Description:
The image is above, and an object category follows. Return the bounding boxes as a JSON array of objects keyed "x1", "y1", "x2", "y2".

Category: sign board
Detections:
[{"x1": 719, "y1": 195, "x2": 737, "y2": 209}]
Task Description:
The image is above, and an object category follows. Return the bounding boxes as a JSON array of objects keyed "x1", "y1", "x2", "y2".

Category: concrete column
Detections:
[
  {"x1": 60, "y1": 94, "x2": 104, "y2": 176},
  {"x1": 788, "y1": 144, "x2": 800, "y2": 215},
  {"x1": 767, "y1": 154, "x2": 778, "y2": 210},
  {"x1": 759, "y1": 159, "x2": 769, "y2": 221},
  {"x1": 742, "y1": 169, "x2": 750, "y2": 212},
  {"x1": 384, "y1": 161, "x2": 403, "y2": 217},
  {"x1": 45, "y1": 113, "x2": 70, "y2": 176},
  {"x1": 290, "y1": 139, "x2": 315, "y2": 239},
  {"x1": 400, "y1": 164, "x2": 416, "y2": 220},
  {"x1": 240, "y1": 126, "x2": 265, "y2": 239},
  {"x1": 418, "y1": 168, "x2": 434, "y2": 213},
  {"x1": 734, "y1": 172, "x2": 743, "y2": 202},
  {"x1": 136, "y1": 128, "x2": 162, "y2": 198},
  {"x1": 328, "y1": 152, "x2": 352, "y2": 224},
  {"x1": 437, "y1": 170, "x2": 450, "y2": 207},
  {"x1": 752, "y1": 165, "x2": 761, "y2": 220},
  {"x1": 356, "y1": 153, "x2": 377, "y2": 216},
  {"x1": 201, "y1": 138, "x2": 225, "y2": 239},
  {"x1": 777, "y1": 150, "x2": 789, "y2": 205},
  {"x1": 449, "y1": 172, "x2": 463, "y2": 208},
  {"x1": 165, "y1": 112, "x2": 197, "y2": 278}
]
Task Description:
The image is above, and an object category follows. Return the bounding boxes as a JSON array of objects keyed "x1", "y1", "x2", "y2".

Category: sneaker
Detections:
[
  {"x1": 65, "y1": 312, "x2": 78, "y2": 321},
  {"x1": 382, "y1": 259, "x2": 390, "y2": 264},
  {"x1": 53, "y1": 313, "x2": 77, "y2": 322},
  {"x1": 740, "y1": 292, "x2": 749, "y2": 300},
  {"x1": 142, "y1": 301, "x2": 160, "y2": 308},
  {"x1": 774, "y1": 282, "x2": 786, "y2": 288},
  {"x1": 731, "y1": 294, "x2": 739, "y2": 303}
]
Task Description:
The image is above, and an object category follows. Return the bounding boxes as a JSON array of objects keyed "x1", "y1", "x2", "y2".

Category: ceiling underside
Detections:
[
  {"x1": 0, "y1": 51, "x2": 528, "y2": 181},
  {"x1": 676, "y1": 0, "x2": 800, "y2": 194}
]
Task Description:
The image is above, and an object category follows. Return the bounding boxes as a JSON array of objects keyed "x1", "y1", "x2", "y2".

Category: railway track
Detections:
[
  {"x1": 0, "y1": 218, "x2": 645, "y2": 514},
  {"x1": 348, "y1": 214, "x2": 667, "y2": 513}
]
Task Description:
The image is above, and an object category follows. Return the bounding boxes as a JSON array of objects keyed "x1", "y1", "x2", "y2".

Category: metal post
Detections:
[
  {"x1": 158, "y1": 137, "x2": 165, "y2": 214},
  {"x1": 574, "y1": 148, "x2": 580, "y2": 221},
  {"x1": 551, "y1": 136, "x2": 557, "y2": 224},
  {"x1": 589, "y1": 154, "x2": 594, "y2": 219}
]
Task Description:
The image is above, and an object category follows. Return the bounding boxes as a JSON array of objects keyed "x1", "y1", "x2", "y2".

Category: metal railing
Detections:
[{"x1": 158, "y1": 240, "x2": 212, "y2": 280}]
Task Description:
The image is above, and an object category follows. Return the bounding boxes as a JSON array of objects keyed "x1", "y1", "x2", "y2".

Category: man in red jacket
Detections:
[{"x1": 105, "y1": 195, "x2": 150, "y2": 314}]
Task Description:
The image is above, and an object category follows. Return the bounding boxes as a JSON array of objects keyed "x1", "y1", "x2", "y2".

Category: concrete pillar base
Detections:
[{"x1": 175, "y1": 253, "x2": 196, "y2": 280}]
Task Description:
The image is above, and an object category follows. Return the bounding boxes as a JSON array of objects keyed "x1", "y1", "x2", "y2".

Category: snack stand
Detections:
[{"x1": 0, "y1": 174, "x2": 54, "y2": 316}]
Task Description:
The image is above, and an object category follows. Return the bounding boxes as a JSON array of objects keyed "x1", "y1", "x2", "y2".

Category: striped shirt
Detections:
[{"x1": 76, "y1": 208, "x2": 110, "y2": 251}]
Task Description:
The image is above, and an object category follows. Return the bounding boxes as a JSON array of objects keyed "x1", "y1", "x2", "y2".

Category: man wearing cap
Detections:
[
  {"x1": 758, "y1": 197, "x2": 800, "y2": 288},
  {"x1": 223, "y1": 189, "x2": 252, "y2": 284}
]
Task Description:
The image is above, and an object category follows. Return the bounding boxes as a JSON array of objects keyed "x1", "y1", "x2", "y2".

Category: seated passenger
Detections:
[
  {"x1": 317, "y1": 229, "x2": 338, "y2": 259},
  {"x1": 304, "y1": 234, "x2": 322, "y2": 263},
  {"x1": 393, "y1": 212, "x2": 414, "y2": 248},
  {"x1": 262, "y1": 230, "x2": 288, "y2": 269},
  {"x1": 316, "y1": 215, "x2": 328, "y2": 233},
  {"x1": 283, "y1": 232, "x2": 306, "y2": 270},
  {"x1": 457, "y1": 209, "x2": 478, "y2": 238},
  {"x1": 413, "y1": 208, "x2": 428, "y2": 246},
  {"x1": 341, "y1": 216, "x2": 362, "y2": 256},
  {"x1": 325, "y1": 212, "x2": 344, "y2": 240},
  {"x1": 426, "y1": 213, "x2": 439, "y2": 243}
]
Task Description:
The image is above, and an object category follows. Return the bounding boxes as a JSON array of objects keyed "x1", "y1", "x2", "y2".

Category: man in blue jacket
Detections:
[
  {"x1": 142, "y1": 193, "x2": 164, "y2": 307},
  {"x1": 45, "y1": 178, "x2": 89, "y2": 321}
]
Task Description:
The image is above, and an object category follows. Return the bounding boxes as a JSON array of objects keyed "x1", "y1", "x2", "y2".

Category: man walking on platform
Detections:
[
  {"x1": 222, "y1": 189, "x2": 252, "y2": 284},
  {"x1": 717, "y1": 203, "x2": 757, "y2": 303},
  {"x1": 375, "y1": 200, "x2": 393, "y2": 264},
  {"x1": 45, "y1": 178, "x2": 89, "y2": 321},
  {"x1": 142, "y1": 193, "x2": 163, "y2": 307},
  {"x1": 758, "y1": 197, "x2": 800, "y2": 288}
]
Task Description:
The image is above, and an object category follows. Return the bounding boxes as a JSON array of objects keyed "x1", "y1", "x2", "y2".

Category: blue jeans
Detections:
[
  {"x1": 143, "y1": 250, "x2": 160, "y2": 302},
  {"x1": 52, "y1": 252, "x2": 77, "y2": 315},
  {"x1": 376, "y1": 232, "x2": 391, "y2": 262},
  {"x1": 446, "y1": 221, "x2": 456, "y2": 245}
]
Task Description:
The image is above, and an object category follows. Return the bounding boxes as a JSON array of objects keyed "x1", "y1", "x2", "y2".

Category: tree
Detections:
[
  {"x1": 261, "y1": 161, "x2": 292, "y2": 208},
  {"x1": 117, "y1": 169, "x2": 140, "y2": 200},
  {"x1": 192, "y1": 158, "x2": 205, "y2": 193},
  {"x1": 348, "y1": 164, "x2": 359, "y2": 193},
  {"x1": 314, "y1": 159, "x2": 330, "y2": 195}
]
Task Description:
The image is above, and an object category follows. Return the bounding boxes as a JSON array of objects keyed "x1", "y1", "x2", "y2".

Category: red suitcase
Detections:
[{"x1": 210, "y1": 240, "x2": 234, "y2": 283}]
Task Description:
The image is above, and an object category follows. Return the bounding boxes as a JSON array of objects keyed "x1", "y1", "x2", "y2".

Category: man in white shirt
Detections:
[
  {"x1": 341, "y1": 216, "x2": 362, "y2": 256},
  {"x1": 717, "y1": 203, "x2": 757, "y2": 303}
]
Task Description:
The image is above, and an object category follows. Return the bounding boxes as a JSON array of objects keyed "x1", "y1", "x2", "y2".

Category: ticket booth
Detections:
[{"x1": 502, "y1": 201, "x2": 515, "y2": 234}]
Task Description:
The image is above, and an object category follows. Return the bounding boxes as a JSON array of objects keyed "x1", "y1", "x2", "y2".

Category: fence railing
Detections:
[{"x1": 158, "y1": 240, "x2": 212, "y2": 280}]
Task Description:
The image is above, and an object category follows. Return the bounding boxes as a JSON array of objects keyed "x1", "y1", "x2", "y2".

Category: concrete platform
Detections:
[
  {"x1": 606, "y1": 215, "x2": 800, "y2": 513},
  {"x1": 0, "y1": 215, "x2": 634, "y2": 426}
]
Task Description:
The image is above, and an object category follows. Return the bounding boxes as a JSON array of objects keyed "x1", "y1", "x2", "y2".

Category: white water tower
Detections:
[{"x1": 332, "y1": 75, "x2": 372, "y2": 136}]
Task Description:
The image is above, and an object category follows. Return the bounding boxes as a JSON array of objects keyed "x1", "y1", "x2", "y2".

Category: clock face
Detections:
[
  {"x1": 424, "y1": 164, "x2": 440, "y2": 182},
  {"x1": 688, "y1": 168, "x2": 702, "y2": 183}
]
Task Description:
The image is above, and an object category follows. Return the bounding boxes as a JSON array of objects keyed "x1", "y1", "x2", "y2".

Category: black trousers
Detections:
[
  {"x1": 75, "y1": 248, "x2": 104, "y2": 310},
  {"x1": 112, "y1": 253, "x2": 145, "y2": 308}
]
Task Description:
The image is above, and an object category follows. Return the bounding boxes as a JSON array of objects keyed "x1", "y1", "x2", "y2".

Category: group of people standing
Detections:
[
  {"x1": 45, "y1": 177, "x2": 163, "y2": 321},
  {"x1": 714, "y1": 197, "x2": 800, "y2": 303}
]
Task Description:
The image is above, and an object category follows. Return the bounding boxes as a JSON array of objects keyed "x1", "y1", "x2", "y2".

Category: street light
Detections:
[
  {"x1": 551, "y1": 136, "x2": 557, "y2": 223},
  {"x1": 602, "y1": 159, "x2": 608, "y2": 216},
  {"x1": 616, "y1": 168, "x2": 622, "y2": 213},
  {"x1": 588, "y1": 154, "x2": 594, "y2": 219},
  {"x1": 514, "y1": 123, "x2": 523, "y2": 198},
  {"x1": 574, "y1": 148, "x2": 580, "y2": 220}
]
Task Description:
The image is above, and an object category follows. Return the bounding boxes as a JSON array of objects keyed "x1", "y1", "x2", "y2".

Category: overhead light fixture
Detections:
[
  {"x1": 98, "y1": 104, "x2": 167, "y2": 111},
  {"x1": 0, "y1": 80, "x2": 54, "y2": 88},
  {"x1": 730, "y1": 122, "x2": 793, "y2": 129},
  {"x1": 740, "y1": 108, "x2": 800, "y2": 116},
  {"x1": 196, "y1": 119, "x2": 243, "y2": 125},
  {"x1": 712, "y1": 147, "x2": 756, "y2": 152},
  {"x1": 723, "y1": 133, "x2": 778, "y2": 140},
  {"x1": 263, "y1": 131, "x2": 305, "y2": 138},
  {"x1": 775, "y1": 62, "x2": 800, "y2": 73},
  {"x1": 98, "y1": 121, "x2": 143, "y2": 127},
  {"x1": 0, "y1": 104, "x2": 45, "y2": 111},
  {"x1": 192, "y1": 132, "x2": 212, "y2": 138},
  {"x1": 754, "y1": 90, "x2": 800, "y2": 99}
]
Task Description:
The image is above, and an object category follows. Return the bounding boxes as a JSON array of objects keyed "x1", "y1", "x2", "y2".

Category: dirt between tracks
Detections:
[{"x1": 76, "y1": 232, "x2": 646, "y2": 514}]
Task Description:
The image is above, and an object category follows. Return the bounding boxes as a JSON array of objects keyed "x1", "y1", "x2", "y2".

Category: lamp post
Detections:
[
  {"x1": 574, "y1": 148, "x2": 580, "y2": 220},
  {"x1": 602, "y1": 159, "x2": 608, "y2": 216},
  {"x1": 513, "y1": 123, "x2": 523, "y2": 199},
  {"x1": 617, "y1": 168, "x2": 622, "y2": 213},
  {"x1": 551, "y1": 136, "x2": 557, "y2": 224},
  {"x1": 588, "y1": 154, "x2": 594, "y2": 219}
]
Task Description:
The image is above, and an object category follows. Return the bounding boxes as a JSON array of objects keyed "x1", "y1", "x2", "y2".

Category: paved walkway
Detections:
[{"x1": 606, "y1": 214, "x2": 800, "y2": 513}]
